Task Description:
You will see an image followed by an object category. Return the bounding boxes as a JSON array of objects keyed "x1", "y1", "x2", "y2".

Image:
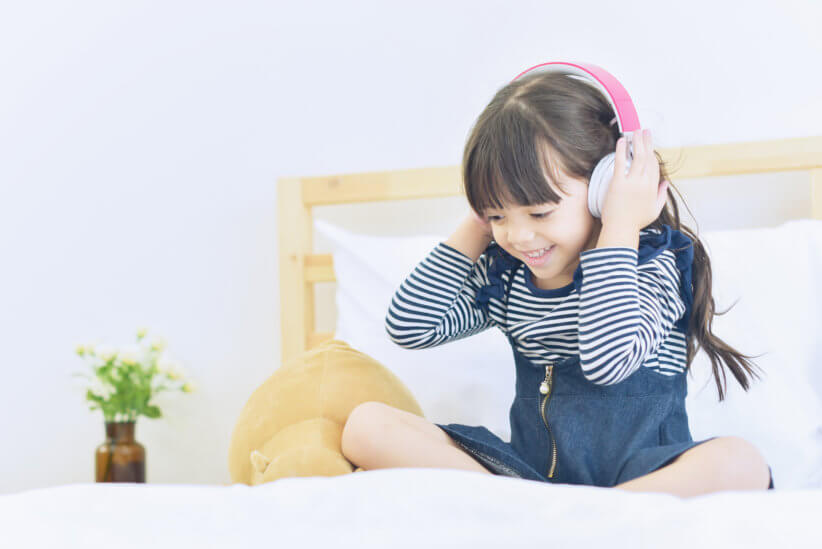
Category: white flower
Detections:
[
  {"x1": 118, "y1": 344, "x2": 142, "y2": 366},
  {"x1": 158, "y1": 355, "x2": 185, "y2": 380},
  {"x1": 96, "y1": 344, "x2": 117, "y2": 362},
  {"x1": 136, "y1": 327, "x2": 148, "y2": 340},
  {"x1": 149, "y1": 336, "x2": 168, "y2": 352},
  {"x1": 89, "y1": 377, "x2": 115, "y2": 400}
]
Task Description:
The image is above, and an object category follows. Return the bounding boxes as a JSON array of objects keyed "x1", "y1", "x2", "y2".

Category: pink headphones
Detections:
[{"x1": 511, "y1": 62, "x2": 639, "y2": 219}]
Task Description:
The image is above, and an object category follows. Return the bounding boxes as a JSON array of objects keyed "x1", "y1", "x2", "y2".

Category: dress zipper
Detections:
[{"x1": 539, "y1": 364, "x2": 557, "y2": 478}]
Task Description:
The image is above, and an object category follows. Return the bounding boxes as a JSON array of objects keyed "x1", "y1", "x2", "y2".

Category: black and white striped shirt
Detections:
[{"x1": 384, "y1": 229, "x2": 688, "y2": 386}]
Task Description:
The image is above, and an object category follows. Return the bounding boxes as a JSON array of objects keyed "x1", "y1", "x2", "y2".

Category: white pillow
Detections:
[
  {"x1": 684, "y1": 220, "x2": 822, "y2": 490},
  {"x1": 314, "y1": 218, "x2": 822, "y2": 489}
]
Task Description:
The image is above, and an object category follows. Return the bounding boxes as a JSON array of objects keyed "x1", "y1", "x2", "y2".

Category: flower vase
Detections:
[{"x1": 95, "y1": 420, "x2": 146, "y2": 483}]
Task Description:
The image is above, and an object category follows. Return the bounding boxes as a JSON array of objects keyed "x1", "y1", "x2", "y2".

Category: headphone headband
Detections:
[{"x1": 511, "y1": 61, "x2": 640, "y2": 136}]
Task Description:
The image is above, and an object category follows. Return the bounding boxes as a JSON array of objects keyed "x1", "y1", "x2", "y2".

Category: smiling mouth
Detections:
[
  {"x1": 518, "y1": 246, "x2": 556, "y2": 267},
  {"x1": 520, "y1": 246, "x2": 554, "y2": 258}
]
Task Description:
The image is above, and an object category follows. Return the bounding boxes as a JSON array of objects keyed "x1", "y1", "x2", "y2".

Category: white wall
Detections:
[{"x1": 0, "y1": 0, "x2": 819, "y2": 494}]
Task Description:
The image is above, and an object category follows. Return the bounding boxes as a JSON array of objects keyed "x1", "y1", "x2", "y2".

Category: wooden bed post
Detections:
[{"x1": 277, "y1": 177, "x2": 314, "y2": 365}]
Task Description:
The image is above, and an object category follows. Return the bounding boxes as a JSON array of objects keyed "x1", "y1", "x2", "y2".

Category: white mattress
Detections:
[{"x1": 1, "y1": 468, "x2": 818, "y2": 548}]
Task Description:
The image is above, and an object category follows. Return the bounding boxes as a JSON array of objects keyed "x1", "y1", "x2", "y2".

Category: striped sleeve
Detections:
[
  {"x1": 576, "y1": 246, "x2": 686, "y2": 385},
  {"x1": 384, "y1": 242, "x2": 497, "y2": 349}
]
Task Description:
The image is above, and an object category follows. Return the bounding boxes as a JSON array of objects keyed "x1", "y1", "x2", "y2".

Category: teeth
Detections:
[{"x1": 526, "y1": 247, "x2": 550, "y2": 258}]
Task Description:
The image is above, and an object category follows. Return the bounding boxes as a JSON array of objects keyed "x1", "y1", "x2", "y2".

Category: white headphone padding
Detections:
[{"x1": 588, "y1": 151, "x2": 632, "y2": 218}]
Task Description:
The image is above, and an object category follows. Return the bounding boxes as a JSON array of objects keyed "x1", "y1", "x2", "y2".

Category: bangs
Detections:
[{"x1": 464, "y1": 111, "x2": 567, "y2": 214}]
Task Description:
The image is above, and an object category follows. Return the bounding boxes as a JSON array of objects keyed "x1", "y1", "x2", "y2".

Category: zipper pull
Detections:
[{"x1": 539, "y1": 364, "x2": 552, "y2": 395}]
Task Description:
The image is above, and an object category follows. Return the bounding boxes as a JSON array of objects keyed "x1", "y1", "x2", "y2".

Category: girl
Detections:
[{"x1": 340, "y1": 65, "x2": 775, "y2": 498}]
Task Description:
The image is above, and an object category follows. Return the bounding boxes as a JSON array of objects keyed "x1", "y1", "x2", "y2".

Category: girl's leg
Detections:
[
  {"x1": 341, "y1": 401, "x2": 494, "y2": 475},
  {"x1": 613, "y1": 436, "x2": 772, "y2": 499}
]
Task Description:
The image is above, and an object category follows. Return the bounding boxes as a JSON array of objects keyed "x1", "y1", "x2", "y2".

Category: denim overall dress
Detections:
[{"x1": 435, "y1": 225, "x2": 775, "y2": 489}]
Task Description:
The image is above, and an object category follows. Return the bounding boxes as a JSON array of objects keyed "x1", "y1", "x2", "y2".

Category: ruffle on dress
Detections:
[
  {"x1": 475, "y1": 242, "x2": 519, "y2": 314},
  {"x1": 475, "y1": 224, "x2": 695, "y2": 334}
]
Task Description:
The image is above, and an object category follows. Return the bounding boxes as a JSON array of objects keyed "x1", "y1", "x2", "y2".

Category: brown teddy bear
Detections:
[{"x1": 228, "y1": 339, "x2": 424, "y2": 485}]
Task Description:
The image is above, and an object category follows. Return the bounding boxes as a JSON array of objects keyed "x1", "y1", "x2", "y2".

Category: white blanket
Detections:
[{"x1": 1, "y1": 468, "x2": 818, "y2": 548}]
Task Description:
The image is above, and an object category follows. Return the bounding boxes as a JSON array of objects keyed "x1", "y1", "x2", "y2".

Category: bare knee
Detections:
[
  {"x1": 340, "y1": 401, "x2": 394, "y2": 464},
  {"x1": 702, "y1": 436, "x2": 771, "y2": 490}
]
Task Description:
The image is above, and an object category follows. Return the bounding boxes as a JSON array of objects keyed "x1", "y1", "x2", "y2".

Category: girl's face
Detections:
[{"x1": 484, "y1": 176, "x2": 602, "y2": 290}]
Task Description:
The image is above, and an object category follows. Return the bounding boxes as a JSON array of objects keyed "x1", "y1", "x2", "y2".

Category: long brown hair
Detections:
[{"x1": 461, "y1": 70, "x2": 764, "y2": 401}]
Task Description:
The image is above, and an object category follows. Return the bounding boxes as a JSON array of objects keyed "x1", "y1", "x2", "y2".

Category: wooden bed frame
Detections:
[{"x1": 277, "y1": 135, "x2": 822, "y2": 365}]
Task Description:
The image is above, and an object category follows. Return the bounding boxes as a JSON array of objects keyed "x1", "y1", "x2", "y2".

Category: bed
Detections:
[{"x1": 2, "y1": 136, "x2": 821, "y2": 548}]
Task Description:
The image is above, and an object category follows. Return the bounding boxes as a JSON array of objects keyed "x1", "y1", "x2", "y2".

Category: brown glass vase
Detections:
[{"x1": 95, "y1": 420, "x2": 146, "y2": 483}]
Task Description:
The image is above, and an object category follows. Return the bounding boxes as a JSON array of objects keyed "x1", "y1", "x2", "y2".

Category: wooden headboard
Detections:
[{"x1": 277, "y1": 135, "x2": 822, "y2": 365}]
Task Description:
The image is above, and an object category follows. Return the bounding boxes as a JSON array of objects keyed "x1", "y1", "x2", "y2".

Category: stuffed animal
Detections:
[{"x1": 228, "y1": 339, "x2": 424, "y2": 485}]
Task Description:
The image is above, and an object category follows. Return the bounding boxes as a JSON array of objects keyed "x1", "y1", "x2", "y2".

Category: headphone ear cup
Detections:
[{"x1": 588, "y1": 152, "x2": 632, "y2": 218}]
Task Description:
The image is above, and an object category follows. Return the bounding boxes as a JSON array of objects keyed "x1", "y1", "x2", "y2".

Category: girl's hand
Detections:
[
  {"x1": 468, "y1": 210, "x2": 494, "y2": 240},
  {"x1": 600, "y1": 129, "x2": 670, "y2": 231}
]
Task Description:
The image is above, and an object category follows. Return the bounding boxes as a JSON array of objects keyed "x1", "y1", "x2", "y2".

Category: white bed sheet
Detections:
[{"x1": 1, "y1": 468, "x2": 818, "y2": 548}]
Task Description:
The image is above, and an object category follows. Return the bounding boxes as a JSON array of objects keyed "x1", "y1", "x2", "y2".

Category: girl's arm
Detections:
[
  {"x1": 577, "y1": 131, "x2": 685, "y2": 384},
  {"x1": 443, "y1": 212, "x2": 493, "y2": 262},
  {"x1": 384, "y1": 214, "x2": 498, "y2": 350},
  {"x1": 576, "y1": 238, "x2": 687, "y2": 385}
]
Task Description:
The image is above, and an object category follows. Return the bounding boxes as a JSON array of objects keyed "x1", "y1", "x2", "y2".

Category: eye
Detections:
[{"x1": 486, "y1": 211, "x2": 551, "y2": 222}]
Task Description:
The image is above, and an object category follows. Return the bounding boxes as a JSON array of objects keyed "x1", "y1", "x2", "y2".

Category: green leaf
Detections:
[
  {"x1": 86, "y1": 390, "x2": 104, "y2": 404},
  {"x1": 144, "y1": 405, "x2": 162, "y2": 418}
]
